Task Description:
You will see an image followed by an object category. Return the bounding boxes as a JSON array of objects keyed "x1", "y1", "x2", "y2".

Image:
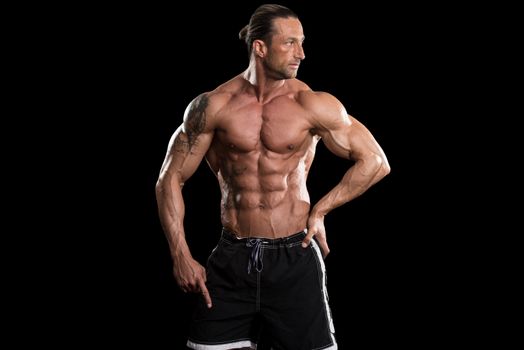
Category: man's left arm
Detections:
[{"x1": 302, "y1": 92, "x2": 391, "y2": 255}]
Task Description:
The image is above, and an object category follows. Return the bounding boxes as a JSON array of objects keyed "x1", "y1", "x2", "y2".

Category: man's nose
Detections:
[{"x1": 295, "y1": 44, "x2": 305, "y2": 60}]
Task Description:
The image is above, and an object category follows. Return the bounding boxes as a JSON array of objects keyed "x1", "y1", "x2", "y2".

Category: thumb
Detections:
[{"x1": 302, "y1": 229, "x2": 314, "y2": 248}]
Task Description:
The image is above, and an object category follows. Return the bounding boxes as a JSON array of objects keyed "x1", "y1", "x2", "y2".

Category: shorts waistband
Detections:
[{"x1": 221, "y1": 228, "x2": 306, "y2": 246}]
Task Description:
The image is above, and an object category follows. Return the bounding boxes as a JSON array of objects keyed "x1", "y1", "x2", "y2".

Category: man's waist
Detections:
[{"x1": 221, "y1": 227, "x2": 306, "y2": 246}]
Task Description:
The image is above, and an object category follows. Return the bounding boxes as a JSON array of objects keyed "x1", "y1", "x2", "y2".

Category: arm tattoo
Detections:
[
  {"x1": 185, "y1": 93, "x2": 208, "y2": 149},
  {"x1": 173, "y1": 93, "x2": 209, "y2": 154}
]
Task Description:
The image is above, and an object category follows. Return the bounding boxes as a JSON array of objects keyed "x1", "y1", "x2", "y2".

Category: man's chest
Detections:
[{"x1": 216, "y1": 98, "x2": 313, "y2": 153}]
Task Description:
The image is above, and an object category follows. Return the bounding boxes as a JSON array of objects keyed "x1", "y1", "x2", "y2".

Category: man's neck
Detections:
[{"x1": 243, "y1": 60, "x2": 286, "y2": 103}]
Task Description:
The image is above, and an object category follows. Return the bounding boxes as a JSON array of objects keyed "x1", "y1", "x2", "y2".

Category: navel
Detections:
[{"x1": 287, "y1": 144, "x2": 295, "y2": 150}]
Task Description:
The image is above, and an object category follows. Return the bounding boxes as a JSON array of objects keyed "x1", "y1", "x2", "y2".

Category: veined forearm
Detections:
[
  {"x1": 156, "y1": 176, "x2": 191, "y2": 259},
  {"x1": 312, "y1": 154, "x2": 389, "y2": 216}
]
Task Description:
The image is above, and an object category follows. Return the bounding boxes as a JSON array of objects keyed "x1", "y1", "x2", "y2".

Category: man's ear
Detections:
[{"x1": 253, "y1": 39, "x2": 267, "y2": 58}]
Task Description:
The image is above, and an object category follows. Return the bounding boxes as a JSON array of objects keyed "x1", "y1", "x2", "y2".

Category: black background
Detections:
[{"x1": 41, "y1": 1, "x2": 495, "y2": 348}]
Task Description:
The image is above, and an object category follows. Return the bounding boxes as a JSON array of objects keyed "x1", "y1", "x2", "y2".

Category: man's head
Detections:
[{"x1": 239, "y1": 4, "x2": 305, "y2": 79}]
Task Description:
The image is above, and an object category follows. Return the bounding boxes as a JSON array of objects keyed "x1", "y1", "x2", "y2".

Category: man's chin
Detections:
[{"x1": 274, "y1": 70, "x2": 297, "y2": 80}]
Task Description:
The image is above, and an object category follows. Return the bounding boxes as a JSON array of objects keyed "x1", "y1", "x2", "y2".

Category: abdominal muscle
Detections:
[{"x1": 217, "y1": 153, "x2": 312, "y2": 239}]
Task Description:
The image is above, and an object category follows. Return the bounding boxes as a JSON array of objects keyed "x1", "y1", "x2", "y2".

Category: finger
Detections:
[
  {"x1": 313, "y1": 232, "x2": 330, "y2": 258},
  {"x1": 319, "y1": 240, "x2": 330, "y2": 258},
  {"x1": 186, "y1": 283, "x2": 198, "y2": 293},
  {"x1": 178, "y1": 282, "x2": 189, "y2": 293},
  {"x1": 302, "y1": 229, "x2": 315, "y2": 248},
  {"x1": 198, "y1": 280, "x2": 212, "y2": 308}
]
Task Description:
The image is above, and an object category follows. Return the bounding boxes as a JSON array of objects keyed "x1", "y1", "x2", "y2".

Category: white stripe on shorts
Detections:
[
  {"x1": 311, "y1": 239, "x2": 338, "y2": 350},
  {"x1": 187, "y1": 339, "x2": 256, "y2": 350}
]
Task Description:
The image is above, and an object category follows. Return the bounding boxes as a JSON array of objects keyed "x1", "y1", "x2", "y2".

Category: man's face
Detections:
[{"x1": 263, "y1": 17, "x2": 305, "y2": 80}]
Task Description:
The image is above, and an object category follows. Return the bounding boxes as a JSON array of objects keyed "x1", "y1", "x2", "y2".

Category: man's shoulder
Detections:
[
  {"x1": 187, "y1": 79, "x2": 240, "y2": 116},
  {"x1": 287, "y1": 79, "x2": 330, "y2": 100},
  {"x1": 211, "y1": 74, "x2": 246, "y2": 96},
  {"x1": 296, "y1": 89, "x2": 340, "y2": 109},
  {"x1": 204, "y1": 75, "x2": 245, "y2": 107},
  {"x1": 295, "y1": 88, "x2": 347, "y2": 125}
]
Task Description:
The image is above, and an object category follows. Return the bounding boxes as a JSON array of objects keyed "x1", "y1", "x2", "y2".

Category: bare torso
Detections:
[{"x1": 206, "y1": 76, "x2": 319, "y2": 238}]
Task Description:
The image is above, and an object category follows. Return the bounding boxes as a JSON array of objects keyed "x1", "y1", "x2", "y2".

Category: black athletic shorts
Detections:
[{"x1": 187, "y1": 228, "x2": 337, "y2": 350}]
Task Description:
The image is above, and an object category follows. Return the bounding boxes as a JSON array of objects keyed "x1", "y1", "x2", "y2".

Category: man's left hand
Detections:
[{"x1": 303, "y1": 213, "x2": 330, "y2": 258}]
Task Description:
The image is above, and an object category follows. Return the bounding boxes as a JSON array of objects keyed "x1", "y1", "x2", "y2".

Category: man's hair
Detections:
[{"x1": 239, "y1": 4, "x2": 298, "y2": 56}]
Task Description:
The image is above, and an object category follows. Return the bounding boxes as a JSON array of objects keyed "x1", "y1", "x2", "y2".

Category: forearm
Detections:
[
  {"x1": 155, "y1": 175, "x2": 191, "y2": 260},
  {"x1": 312, "y1": 155, "x2": 389, "y2": 216},
  {"x1": 156, "y1": 172, "x2": 209, "y2": 300}
]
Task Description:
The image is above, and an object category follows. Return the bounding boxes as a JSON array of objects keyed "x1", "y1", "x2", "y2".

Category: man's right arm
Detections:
[{"x1": 155, "y1": 93, "x2": 214, "y2": 307}]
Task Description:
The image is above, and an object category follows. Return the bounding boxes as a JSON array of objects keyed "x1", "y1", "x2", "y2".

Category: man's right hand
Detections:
[{"x1": 173, "y1": 256, "x2": 212, "y2": 308}]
